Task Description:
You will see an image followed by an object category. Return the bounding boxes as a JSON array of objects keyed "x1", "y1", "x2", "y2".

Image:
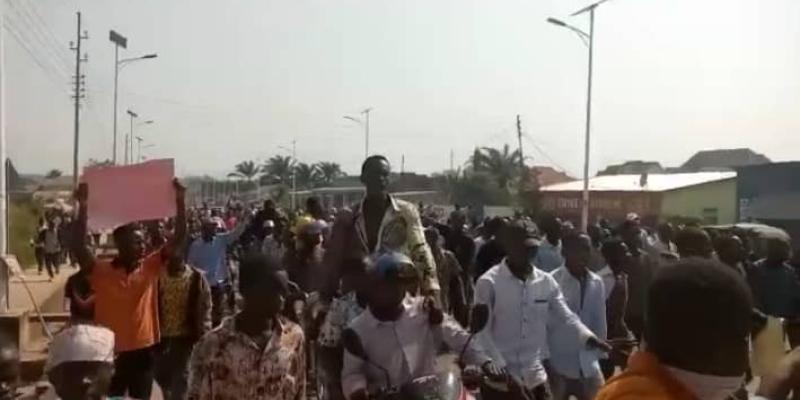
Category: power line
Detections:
[
  {"x1": 17, "y1": 0, "x2": 72, "y2": 66},
  {"x1": 521, "y1": 132, "x2": 574, "y2": 176},
  {"x1": 3, "y1": 0, "x2": 71, "y2": 74},
  {"x1": 1, "y1": 19, "x2": 71, "y2": 93}
]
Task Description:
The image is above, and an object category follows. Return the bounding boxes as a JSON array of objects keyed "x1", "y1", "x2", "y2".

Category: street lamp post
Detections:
[
  {"x1": 547, "y1": 0, "x2": 609, "y2": 232},
  {"x1": 278, "y1": 141, "x2": 297, "y2": 210},
  {"x1": 125, "y1": 110, "x2": 137, "y2": 165},
  {"x1": 343, "y1": 106, "x2": 373, "y2": 159},
  {"x1": 110, "y1": 30, "x2": 156, "y2": 165}
]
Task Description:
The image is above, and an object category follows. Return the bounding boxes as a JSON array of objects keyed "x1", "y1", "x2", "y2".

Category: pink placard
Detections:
[{"x1": 82, "y1": 159, "x2": 176, "y2": 231}]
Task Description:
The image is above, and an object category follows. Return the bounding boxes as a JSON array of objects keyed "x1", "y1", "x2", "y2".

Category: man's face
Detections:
[
  {"x1": 368, "y1": 275, "x2": 405, "y2": 313},
  {"x1": 564, "y1": 236, "x2": 592, "y2": 276},
  {"x1": 242, "y1": 282, "x2": 284, "y2": 320},
  {"x1": 608, "y1": 243, "x2": 632, "y2": 273},
  {"x1": 360, "y1": 159, "x2": 390, "y2": 196},
  {"x1": 117, "y1": 228, "x2": 145, "y2": 262},
  {"x1": 201, "y1": 222, "x2": 217, "y2": 241},
  {"x1": 50, "y1": 362, "x2": 113, "y2": 400}
]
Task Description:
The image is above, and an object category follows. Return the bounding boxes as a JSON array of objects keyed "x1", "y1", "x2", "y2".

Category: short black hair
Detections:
[
  {"x1": 112, "y1": 223, "x2": 137, "y2": 244},
  {"x1": 645, "y1": 258, "x2": 752, "y2": 370},
  {"x1": 562, "y1": 232, "x2": 591, "y2": 253},
  {"x1": 361, "y1": 155, "x2": 390, "y2": 175},
  {"x1": 238, "y1": 253, "x2": 288, "y2": 294},
  {"x1": 675, "y1": 227, "x2": 712, "y2": 258},
  {"x1": 306, "y1": 196, "x2": 321, "y2": 209},
  {"x1": 601, "y1": 237, "x2": 626, "y2": 260}
]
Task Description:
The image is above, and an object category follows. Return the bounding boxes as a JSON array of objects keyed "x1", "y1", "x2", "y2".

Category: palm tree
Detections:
[
  {"x1": 228, "y1": 161, "x2": 260, "y2": 182},
  {"x1": 294, "y1": 163, "x2": 321, "y2": 189},
  {"x1": 261, "y1": 155, "x2": 295, "y2": 185},
  {"x1": 470, "y1": 144, "x2": 522, "y2": 189},
  {"x1": 315, "y1": 162, "x2": 343, "y2": 186},
  {"x1": 45, "y1": 169, "x2": 62, "y2": 179}
]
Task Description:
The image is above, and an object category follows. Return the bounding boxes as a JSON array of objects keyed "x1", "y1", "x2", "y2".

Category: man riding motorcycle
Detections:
[{"x1": 341, "y1": 252, "x2": 502, "y2": 400}]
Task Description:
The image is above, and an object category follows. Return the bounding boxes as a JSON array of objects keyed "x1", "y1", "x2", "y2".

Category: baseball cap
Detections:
[{"x1": 503, "y1": 219, "x2": 542, "y2": 247}]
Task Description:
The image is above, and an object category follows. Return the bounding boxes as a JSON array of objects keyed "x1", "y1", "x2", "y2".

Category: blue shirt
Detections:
[
  {"x1": 188, "y1": 225, "x2": 245, "y2": 287},
  {"x1": 533, "y1": 240, "x2": 564, "y2": 273},
  {"x1": 548, "y1": 266, "x2": 606, "y2": 379}
]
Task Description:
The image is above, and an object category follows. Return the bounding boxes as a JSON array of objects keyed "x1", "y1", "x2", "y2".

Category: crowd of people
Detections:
[{"x1": 4, "y1": 154, "x2": 800, "y2": 400}]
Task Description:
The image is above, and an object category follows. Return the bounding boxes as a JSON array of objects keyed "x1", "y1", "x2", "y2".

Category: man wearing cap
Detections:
[
  {"x1": 46, "y1": 324, "x2": 115, "y2": 400},
  {"x1": 323, "y1": 155, "x2": 439, "y2": 299},
  {"x1": 284, "y1": 218, "x2": 327, "y2": 293},
  {"x1": 187, "y1": 211, "x2": 251, "y2": 326},
  {"x1": 475, "y1": 221, "x2": 610, "y2": 400},
  {"x1": 342, "y1": 253, "x2": 494, "y2": 400},
  {"x1": 260, "y1": 219, "x2": 283, "y2": 261}
]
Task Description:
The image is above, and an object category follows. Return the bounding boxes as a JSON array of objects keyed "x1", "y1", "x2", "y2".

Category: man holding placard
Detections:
[{"x1": 72, "y1": 161, "x2": 187, "y2": 400}]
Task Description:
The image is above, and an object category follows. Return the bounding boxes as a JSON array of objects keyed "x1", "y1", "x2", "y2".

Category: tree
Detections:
[
  {"x1": 294, "y1": 163, "x2": 321, "y2": 189},
  {"x1": 470, "y1": 144, "x2": 522, "y2": 189},
  {"x1": 315, "y1": 162, "x2": 343, "y2": 186},
  {"x1": 261, "y1": 155, "x2": 295, "y2": 185},
  {"x1": 45, "y1": 169, "x2": 62, "y2": 179},
  {"x1": 228, "y1": 161, "x2": 260, "y2": 182}
]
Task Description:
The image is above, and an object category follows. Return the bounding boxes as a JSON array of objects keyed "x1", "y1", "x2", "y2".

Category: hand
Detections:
[
  {"x1": 586, "y1": 336, "x2": 613, "y2": 353},
  {"x1": 173, "y1": 178, "x2": 186, "y2": 200},
  {"x1": 757, "y1": 347, "x2": 800, "y2": 399},
  {"x1": 481, "y1": 361, "x2": 506, "y2": 381},
  {"x1": 75, "y1": 183, "x2": 88, "y2": 203},
  {"x1": 505, "y1": 375, "x2": 533, "y2": 400},
  {"x1": 423, "y1": 295, "x2": 443, "y2": 325},
  {"x1": 349, "y1": 388, "x2": 369, "y2": 400}
]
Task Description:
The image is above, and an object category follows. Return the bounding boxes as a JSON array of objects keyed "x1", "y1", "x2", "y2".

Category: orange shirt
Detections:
[
  {"x1": 90, "y1": 250, "x2": 163, "y2": 353},
  {"x1": 595, "y1": 351, "x2": 698, "y2": 400}
]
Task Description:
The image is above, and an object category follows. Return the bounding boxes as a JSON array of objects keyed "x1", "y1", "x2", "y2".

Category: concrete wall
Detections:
[{"x1": 661, "y1": 179, "x2": 736, "y2": 224}]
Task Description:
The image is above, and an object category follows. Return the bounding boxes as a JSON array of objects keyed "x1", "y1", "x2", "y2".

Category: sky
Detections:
[{"x1": 3, "y1": 0, "x2": 800, "y2": 178}]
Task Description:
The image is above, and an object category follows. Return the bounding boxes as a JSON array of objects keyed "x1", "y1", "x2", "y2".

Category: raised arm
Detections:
[{"x1": 71, "y1": 184, "x2": 96, "y2": 273}]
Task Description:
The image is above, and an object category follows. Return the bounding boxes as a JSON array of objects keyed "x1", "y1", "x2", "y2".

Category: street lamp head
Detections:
[
  {"x1": 547, "y1": 17, "x2": 567, "y2": 27},
  {"x1": 142, "y1": 54, "x2": 158, "y2": 59},
  {"x1": 127, "y1": 110, "x2": 138, "y2": 118}
]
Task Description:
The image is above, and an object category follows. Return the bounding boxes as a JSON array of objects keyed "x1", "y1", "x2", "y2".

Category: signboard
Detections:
[
  {"x1": 109, "y1": 30, "x2": 127, "y2": 48},
  {"x1": 83, "y1": 159, "x2": 176, "y2": 230}
]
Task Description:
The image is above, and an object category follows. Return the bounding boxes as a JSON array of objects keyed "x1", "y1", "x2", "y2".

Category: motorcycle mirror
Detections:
[
  {"x1": 469, "y1": 304, "x2": 489, "y2": 334},
  {"x1": 342, "y1": 328, "x2": 369, "y2": 361}
]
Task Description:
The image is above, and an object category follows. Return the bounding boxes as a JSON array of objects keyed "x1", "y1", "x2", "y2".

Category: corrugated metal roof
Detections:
[{"x1": 541, "y1": 172, "x2": 736, "y2": 192}]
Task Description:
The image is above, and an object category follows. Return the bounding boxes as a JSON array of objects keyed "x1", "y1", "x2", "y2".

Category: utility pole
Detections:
[
  {"x1": 362, "y1": 107, "x2": 372, "y2": 159},
  {"x1": 401, "y1": 154, "x2": 405, "y2": 175},
  {"x1": 70, "y1": 12, "x2": 88, "y2": 188},
  {"x1": 0, "y1": 0, "x2": 7, "y2": 260},
  {"x1": 449, "y1": 149, "x2": 454, "y2": 172},
  {"x1": 291, "y1": 139, "x2": 297, "y2": 210},
  {"x1": 516, "y1": 114, "x2": 524, "y2": 174}
]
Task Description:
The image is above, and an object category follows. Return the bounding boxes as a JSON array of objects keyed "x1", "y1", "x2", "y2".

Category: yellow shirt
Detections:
[{"x1": 159, "y1": 268, "x2": 193, "y2": 337}]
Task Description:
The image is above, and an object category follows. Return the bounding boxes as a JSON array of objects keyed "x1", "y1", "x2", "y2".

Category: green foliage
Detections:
[
  {"x1": 228, "y1": 160, "x2": 261, "y2": 181},
  {"x1": 261, "y1": 155, "x2": 295, "y2": 185},
  {"x1": 9, "y1": 198, "x2": 40, "y2": 268},
  {"x1": 315, "y1": 162, "x2": 343, "y2": 186},
  {"x1": 45, "y1": 169, "x2": 63, "y2": 179}
]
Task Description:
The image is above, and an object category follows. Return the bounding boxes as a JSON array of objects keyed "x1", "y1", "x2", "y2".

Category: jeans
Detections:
[
  {"x1": 110, "y1": 346, "x2": 155, "y2": 400},
  {"x1": 210, "y1": 284, "x2": 229, "y2": 327},
  {"x1": 155, "y1": 337, "x2": 195, "y2": 400},
  {"x1": 548, "y1": 370, "x2": 604, "y2": 400},
  {"x1": 44, "y1": 252, "x2": 60, "y2": 278}
]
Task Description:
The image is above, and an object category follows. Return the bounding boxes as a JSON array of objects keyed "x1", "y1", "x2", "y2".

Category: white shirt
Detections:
[
  {"x1": 548, "y1": 267, "x2": 607, "y2": 379},
  {"x1": 598, "y1": 266, "x2": 616, "y2": 300},
  {"x1": 341, "y1": 296, "x2": 489, "y2": 397},
  {"x1": 475, "y1": 260, "x2": 594, "y2": 388}
]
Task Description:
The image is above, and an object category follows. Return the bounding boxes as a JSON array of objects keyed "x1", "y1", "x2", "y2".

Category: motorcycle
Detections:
[{"x1": 342, "y1": 305, "x2": 524, "y2": 400}]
